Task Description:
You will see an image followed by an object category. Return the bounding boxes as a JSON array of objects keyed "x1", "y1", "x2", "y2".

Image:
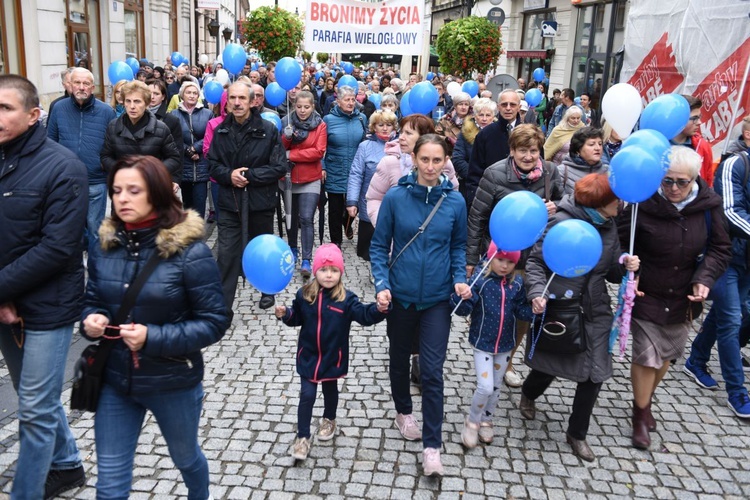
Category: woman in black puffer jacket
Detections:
[{"x1": 82, "y1": 155, "x2": 228, "y2": 498}]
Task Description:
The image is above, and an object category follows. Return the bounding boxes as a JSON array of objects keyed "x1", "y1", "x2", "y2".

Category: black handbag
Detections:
[
  {"x1": 70, "y1": 253, "x2": 161, "y2": 412},
  {"x1": 528, "y1": 298, "x2": 587, "y2": 358}
]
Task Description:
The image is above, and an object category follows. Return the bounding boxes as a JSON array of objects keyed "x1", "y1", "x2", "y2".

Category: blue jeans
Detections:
[
  {"x1": 95, "y1": 383, "x2": 209, "y2": 499},
  {"x1": 287, "y1": 192, "x2": 320, "y2": 260},
  {"x1": 386, "y1": 300, "x2": 451, "y2": 449},
  {"x1": 297, "y1": 378, "x2": 338, "y2": 438},
  {"x1": 86, "y1": 183, "x2": 108, "y2": 252},
  {"x1": 0, "y1": 324, "x2": 81, "y2": 499},
  {"x1": 181, "y1": 181, "x2": 208, "y2": 219},
  {"x1": 688, "y1": 265, "x2": 750, "y2": 398}
]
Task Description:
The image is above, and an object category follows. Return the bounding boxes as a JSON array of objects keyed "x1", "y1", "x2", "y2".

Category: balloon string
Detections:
[
  {"x1": 628, "y1": 203, "x2": 639, "y2": 256},
  {"x1": 540, "y1": 272, "x2": 556, "y2": 300},
  {"x1": 450, "y1": 250, "x2": 497, "y2": 317}
]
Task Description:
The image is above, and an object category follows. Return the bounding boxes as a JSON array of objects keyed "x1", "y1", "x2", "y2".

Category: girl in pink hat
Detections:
[{"x1": 275, "y1": 243, "x2": 388, "y2": 460}]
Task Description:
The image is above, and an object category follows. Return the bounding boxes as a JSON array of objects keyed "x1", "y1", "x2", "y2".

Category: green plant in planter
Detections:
[
  {"x1": 316, "y1": 52, "x2": 329, "y2": 64},
  {"x1": 436, "y1": 16, "x2": 503, "y2": 78},
  {"x1": 240, "y1": 6, "x2": 304, "y2": 63}
]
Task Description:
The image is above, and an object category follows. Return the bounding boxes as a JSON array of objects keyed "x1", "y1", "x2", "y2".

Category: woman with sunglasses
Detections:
[{"x1": 619, "y1": 146, "x2": 731, "y2": 449}]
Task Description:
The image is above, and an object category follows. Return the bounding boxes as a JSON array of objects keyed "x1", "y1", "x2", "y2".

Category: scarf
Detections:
[
  {"x1": 148, "y1": 104, "x2": 161, "y2": 115},
  {"x1": 356, "y1": 94, "x2": 366, "y2": 103},
  {"x1": 571, "y1": 154, "x2": 598, "y2": 168},
  {"x1": 399, "y1": 150, "x2": 414, "y2": 176},
  {"x1": 282, "y1": 111, "x2": 323, "y2": 144},
  {"x1": 658, "y1": 181, "x2": 699, "y2": 211},
  {"x1": 510, "y1": 157, "x2": 543, "y2": 185},
  {"x1": 124, "y1": 213, "x2": 159, "y2": 231},
  {"x1": 605, "y1": 141, "x2": 621, "y2": 161},
  {"x1": 583, "y1": 207, "x2": 608, "y2": 226}
]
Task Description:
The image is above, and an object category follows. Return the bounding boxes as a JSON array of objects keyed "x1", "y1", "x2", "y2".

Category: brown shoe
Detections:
[
  {"x1": 566, "y1": 433, "x2": 595, "y2": 462},
  {"x1": 645, "y1": 401, "x2": 656, "y2": 431},
  {"x1": 632, "y1": 402, "x2": 651, "y2": 449},
  {"x1": 519, "y1": 394, "x2": 536, "y2": 420}
]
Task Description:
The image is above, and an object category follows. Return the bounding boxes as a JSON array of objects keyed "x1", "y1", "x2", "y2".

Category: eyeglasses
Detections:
[
  {"x1": 499, "y1": 102, "x2": 518, "y2": 108},
  {"x1": 662, "y1": 177, "x2": 694, "y2": 188},
  {"x1": 688, "y1": 115, "x2": 701, "y2": 122}
]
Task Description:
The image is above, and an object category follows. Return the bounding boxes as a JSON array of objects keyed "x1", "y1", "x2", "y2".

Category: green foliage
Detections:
[
  {"x1": 316, "y1": 52, "x2": 329, "y2": 64},
  {"x1": 241, "y1": 7, "x2": 304, "y2": 62},
  {"x1": 435, "y1": 16, "x2": 503, "y2": 78},
  {"x1": 301, "y1": 51, "x2": 312, "y2": 62}
]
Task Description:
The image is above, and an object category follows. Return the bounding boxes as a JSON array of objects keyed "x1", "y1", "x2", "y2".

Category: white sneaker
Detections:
[
  {"x1": 291, "y1": 437, "x2": 311, "y2": 460},
  {"x1": 395, "y1": 413, "x2": 422, "y2": 440},
  {"x1": 461, "y1": 417, "x2": 479, "y2": 448},
  {"x1": 504, "y1": 369, "x2": 523, "y2": 388},
  {"x1": 422, "y1": 447, "x2": 444, "y2": 477},
  {"x1": 317, "y1": 418, "x2": 336, "y2": 441},
  {"x1": 478, "y1": 421, "x2": 494, "y2": 444}
]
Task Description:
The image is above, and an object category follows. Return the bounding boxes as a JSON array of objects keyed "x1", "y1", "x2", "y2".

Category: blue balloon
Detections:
[
  {"x1": 462, "y1": 80, "x2": 479, "y2": 98},
  {"x1": 337, "y1": 75, "x2": 357, "y2": 91},
  {"x1": 261, "y1": 111, "x2": 282, "y2": 132},
  {"x1": 622, "y1": 129, "x2": 671, "y2": 172},
  {"x1": 252, "y1": 62, "x2": 259, "y2": 71},
  {"x1": 265, "y1": 82, "x2": 286, "y2": 107},
  {"x1": 171, "y1": 51, "x2": 184, "y2": 67},
  {"x1": 203, "y1": 81, "x2": 224, "y2": 105},
  {"x1": 533, "y1": 67, "x2": 546, "y2": 82},
  {"x1": 242, "y1": 235, "x2": 295, "y2": 294},
  {"x1": 125, "y1": 57, "x2": 140, "y2": 76},
  {"x1": 108, "y1": 61, "x2": 134, "y2": 84},
  {"x1": 342, "y1": 62, "x2": 354, "y2": 74},
  {"x1": 608, "y1": 146, "x2": 663, "y2": 203},
  {"x1": 426, "y1": 72, "x2": 435, "y2": 81},
  {"x1": 525, "y1": 88, "x2": 543, "y2": 107},
  {"x1": 315, "y1": 71, "x2": 324, "y2": 81},
  {"x1": 542, "y1": 220, "x2": 603, "y2": 278},
  {"x1": 574, "y1": 97, "x2": 581, "y2": 105},
  {"x1": 276, "y1": 57, "x2": 302, "y2": 91},
  {"x1": 489, "y1": 191, "x2": 548, "y2": 252},
  {"x1": 368, "y1": 93, "x2": 382, "y2": 110},
  {"x1": 408, "y1": 81, "x2": 439, "y2": 115},
  {"x1": 222, "y1": 44, "x2": 247, "y2": 75},
  {"x1": 543, "y1": 78, "x2": 549, "y2": 86},
  {"x1": 400, "y1": 91, "x2": 413, "y2": 116},
  {"x1": 640, "y1": 94, "x2": 690, "y2": 140}
]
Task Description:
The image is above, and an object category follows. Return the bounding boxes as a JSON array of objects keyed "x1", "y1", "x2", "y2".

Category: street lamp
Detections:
[
  {"x1": 207, "y1": 18, "x2": 221, "y2": 57},
  {"x1": 222, "y1": 27, "x2": 233, "y2": 42}
]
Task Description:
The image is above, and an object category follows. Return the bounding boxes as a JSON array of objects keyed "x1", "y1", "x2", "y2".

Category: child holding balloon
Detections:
[
  {"x1": 451, "y1": 242, "x2": 535, "y2": 448},
  {"x1": 274, "y1": 244, "x2": 389, "y2": 460}
]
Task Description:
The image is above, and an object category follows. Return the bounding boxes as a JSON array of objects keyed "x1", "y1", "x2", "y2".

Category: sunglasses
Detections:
[{"x1": 662, "y1": 177, "x2": 694, "y2": 188}]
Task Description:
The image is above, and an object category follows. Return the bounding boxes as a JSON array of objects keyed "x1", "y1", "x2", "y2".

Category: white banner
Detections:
[
  {"x1": 197, "y1": 0, "x2": 220, "y2": 10},
  {"x1": 305, "y1": 0, "x2": 424, "y2": 56}
]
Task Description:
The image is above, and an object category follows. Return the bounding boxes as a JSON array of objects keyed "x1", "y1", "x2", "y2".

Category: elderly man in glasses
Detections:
[{"x1": 670, "y1": 94, "x2": 714, "y2": 187}]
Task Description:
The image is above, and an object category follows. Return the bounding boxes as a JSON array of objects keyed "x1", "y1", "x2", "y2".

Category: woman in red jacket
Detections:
[{"x1": 282, "y1": 90, "x2": 328, "y2": 277}]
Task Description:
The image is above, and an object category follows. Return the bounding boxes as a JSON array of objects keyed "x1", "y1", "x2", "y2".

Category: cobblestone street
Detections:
[{"x1": 2, "y1": 224, "x2": 750, "y2": 499}]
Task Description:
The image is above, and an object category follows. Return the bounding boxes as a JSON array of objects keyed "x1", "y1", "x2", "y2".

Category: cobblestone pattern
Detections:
[{"x1": 1, "y1": 222, "x2": 750, "y2": 499}]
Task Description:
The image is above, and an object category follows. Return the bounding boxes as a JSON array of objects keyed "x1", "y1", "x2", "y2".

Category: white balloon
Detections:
[
  {"x1": 601, "y1": 83, "x2": 642, "y2": 139},
  {"x1": 446, "y1": 81, "x2": 461, "y2": 97},
  {"x1": 489, "y1": 0, "x2": 502, "y2": 4},
  {"x1": 199, "y1": 54, "x2": 209, "y2": 65},
  {"x1": 215, "y1": 69, "x2": 230, "y2": 85}
]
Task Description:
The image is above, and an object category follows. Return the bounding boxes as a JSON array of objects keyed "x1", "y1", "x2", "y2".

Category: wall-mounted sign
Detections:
[
  {"x1": 524, "y1": 0, "x2": 548, "y2": 11},
  {"x1": 198, "y1": 0, "x2": 220, "y2": 10},
  {"x1": 487, "y1": 8, "x2": 506, "y2": 27},
  {"x1": 542, "y1": 21, "x2": 557, "y2": 37}
]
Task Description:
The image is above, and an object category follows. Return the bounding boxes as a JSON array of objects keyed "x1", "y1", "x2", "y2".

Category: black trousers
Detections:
[
  {"x1": 216, "y1": 208, "x2": 275, "y2": 312},
  {"x1": 521, "y1": 369, "x2": 602, "y2": 440},
  {"x1": 356, "y1": 219, "x2": 375, "y2": 261},
  {"x1": 327, "y1": 193, "x2": 350, "y2": 246}
]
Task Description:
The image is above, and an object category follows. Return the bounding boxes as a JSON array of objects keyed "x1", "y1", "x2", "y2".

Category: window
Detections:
[
  {"x1": 521, "y1": 10, "x2": 556, "y2": 51},
  {"x1": 65, "y1": 0, "x2": 104, "y2": 98},
  {"x1": 0, "y1": 0, "x2": 24, "y2": 75},
  {"x1": 124, "y1": 0, "x2": 144, "y2": 58}
]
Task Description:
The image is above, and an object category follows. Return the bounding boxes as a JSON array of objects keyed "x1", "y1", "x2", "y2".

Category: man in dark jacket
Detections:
[
  {"x1": 209, "y1": 82, "x2": 286, "y2": 312},
  {"x1": 464, "y1": 89, "x2": 521, "y2": 205},
  {"x1": 0, "y1": 75, "x2": 87, "y2": 498},
  {"x1": 47, "y1": 67, "x2": 116, "y2": 251}
]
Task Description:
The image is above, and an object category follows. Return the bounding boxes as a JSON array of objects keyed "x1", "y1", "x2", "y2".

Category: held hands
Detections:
[
  {"x1": 231, "y1": 167, "x2": 249, "y2": 188},
  {"x1": 454, "y1": 283, "x2": 472, "y2": 300},
  {"x1": 531, "y1": 297, "x2": 547, "y2": 314},
  {"x1": 321, "y1": 171, "x2": 327, "y2": 183},
  {"x1": 465, "y1": 265, "x2": 475, "y2": 278},
  {"x1": 0, "y1": 302, "x2": 20, "y2": 325},
  {"x1": 82, "y1": 313, "x2": 110, "y2": 338},
  {"x1": 376, "y1": 290, "x2": 392, "y2": 310},
  {"x1": 688, "y1": 283, "x2": 710, "y2": 302},
  {"x1": 119, "y1": 323, "x2": 148, "y2": 352},
  {"x1": 275, "y1": 305, "x2": 287, "y2": 318},
  {"x1": 346, "y1": 206, "x2": 358, "y2": 218}
]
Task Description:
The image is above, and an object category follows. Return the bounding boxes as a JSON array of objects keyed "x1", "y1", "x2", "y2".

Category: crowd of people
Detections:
[{"x1": 1, "y1": 53, "x2": 749, "y2": 497}]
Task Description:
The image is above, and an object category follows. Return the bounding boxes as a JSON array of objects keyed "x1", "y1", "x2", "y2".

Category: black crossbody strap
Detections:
[
  {"x1": 90, "y1": 252, "x2": 162, "y2": 372},
  {"x1": 389, "y1": 195, "x2": 445, "y2": 269}
]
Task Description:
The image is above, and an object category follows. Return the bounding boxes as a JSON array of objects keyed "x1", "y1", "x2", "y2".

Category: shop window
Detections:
[
  {"x1": 124, "y1": 0, "x2": 144, "y2": 58},
  {"x1": 0, "y1": 0, "x2": 24, "y2": 75},
  {"x1": 66, "y1": 0, "x2": 104, "y2": 99}
]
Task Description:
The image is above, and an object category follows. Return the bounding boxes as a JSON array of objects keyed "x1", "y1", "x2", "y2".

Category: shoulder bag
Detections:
[
  {"x1": 388, "y1": 195, "x2": 444, "y2": 269},
  {"x1": 70, "y1": 252, "x2": 161, "y2": 412}
]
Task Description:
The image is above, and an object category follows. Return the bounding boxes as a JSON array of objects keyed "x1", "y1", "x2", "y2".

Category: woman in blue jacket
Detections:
[
  {"x1": 172, "y1": 81, "x2": 214, "y2": 219},
  {"x1": 371, "y1": 134, "x2": 471, "y2": 477},
  {"x1": 346, "y1": 109, "x2": 398, "y2": 262},
  {"x1": 323, "y1": 85, "x2": 368, "y2": 247},
  {"x1": 82, "y1": 155, "x2": 229, "y2": 498}
]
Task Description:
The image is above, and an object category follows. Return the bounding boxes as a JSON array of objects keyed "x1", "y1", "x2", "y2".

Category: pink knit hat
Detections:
[
  {"x1": 313, "y1": 243, "x2": 345, "y2": 275},
  {"x1": 487, "y1": 241, "x2": 521, "y2": 264}
]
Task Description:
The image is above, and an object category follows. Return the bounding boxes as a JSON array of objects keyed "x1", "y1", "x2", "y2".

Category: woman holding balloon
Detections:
[
  {"x1": 521, "y1": 173, "x2": 640, "y2": 462},
  {"x1": 619, "y1": 146, "x2": 731, "y2": 449}
]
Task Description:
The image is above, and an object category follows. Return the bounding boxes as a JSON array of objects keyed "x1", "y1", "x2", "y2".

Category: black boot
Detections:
[
  {"x1": 632, "y1": 401, "x2": 651, "y2": 449},
  {"x1": 45, "y1": 465, "x2": 85, "y2": 499}
]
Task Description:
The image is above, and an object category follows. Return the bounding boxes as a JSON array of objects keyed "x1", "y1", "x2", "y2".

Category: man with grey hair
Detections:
[
  {"x1": 209, "y1": 82, "x2": 286, "y2": 313},
  {"x1": 0, "y1": 74, "x2": 87, "y2": 499},
  {"x1": 47, "y1": 67, "x2": 75, "y2": 118},
  {"x1": 47, "y1": 67, "x2": 116, "y2": 251},
  {"x1": 251, "y1": 83, "x2": 277, "y2": 115}
]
